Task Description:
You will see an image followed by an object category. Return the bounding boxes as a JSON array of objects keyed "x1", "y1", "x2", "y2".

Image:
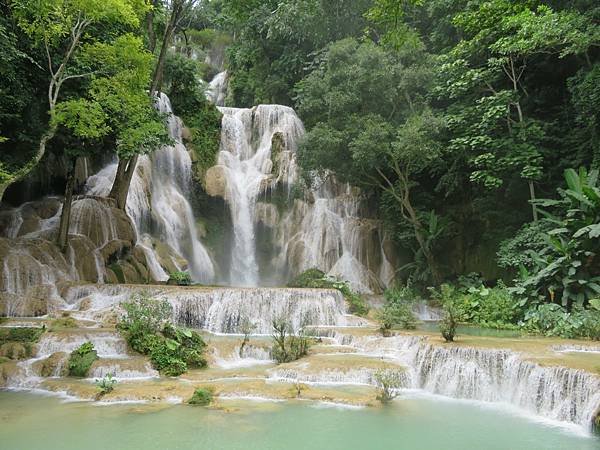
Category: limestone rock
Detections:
[
  {"x1": 0, "y1": 342, "x2": 28, "y2": 360},
  {"x1": 204, "y1": 165, "x2": 228, "y2": 199},
  {"x1": 32, "y1": 351, "x2": 68, "y2": 377},
  {"x1": 255, "y1": 202, "x2": 279, "y2": 228}
]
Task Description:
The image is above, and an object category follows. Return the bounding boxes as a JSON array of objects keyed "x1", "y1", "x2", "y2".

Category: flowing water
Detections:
[
  {"x1": 0, "y1": 392, "x2": 597, "y2": 450},
  {"x1": 86, "y1": 94, "x2": 215, "y2": 283}
]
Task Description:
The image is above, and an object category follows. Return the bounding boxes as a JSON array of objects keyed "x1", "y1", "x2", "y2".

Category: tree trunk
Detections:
[
  {"x1": 150, "y1": 0, "x2": 183, "y2": 96},
  {"x1": 109, "y1": 155, "x2": 138, "y2": 210},
  {"x1": 402, "y1": 194, "x2": 442, "y2": 285},
  {"x1": 109, "y1": 0, "x2": 184, "y2": 208},
  {"x1": 528, "y1": 180, "x2": 539, "y2": 223},
  {"x1": 0, "y1": 183, "x2": 7, "y2": 205},
  {"x1": 57, "y1": 158, "x2": 76, "y2": 252}
]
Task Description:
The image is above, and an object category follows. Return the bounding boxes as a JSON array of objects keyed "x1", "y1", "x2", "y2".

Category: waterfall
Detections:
[
  {"x1": 216, "y1": 105, "x2": 304, "y2": 286},
  {"x1": 60, "y1": 284, "x2": 348, "y2": 334},
  {"x1": 86, "y1": 93, "x2": 215, "y2": 283},
  {"x1": 206, "y1": 71, "x2": 228, "y2": 106},
  {"x1": 324, "y1": 331, "x2": 600, "y2": 430}
]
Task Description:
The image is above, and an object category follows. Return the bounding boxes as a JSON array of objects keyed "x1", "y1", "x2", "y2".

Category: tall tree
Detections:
[{"x1": 1, "y1": 0, "x2": 144, "y2": 203}]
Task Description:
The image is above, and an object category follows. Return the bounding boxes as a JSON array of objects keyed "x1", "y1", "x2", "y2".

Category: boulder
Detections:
[
  {"x1": 204, "y1": 165, "x2": 228, "y2": 199},
  {"x1": 69, "y1": 235, "x2": 102, "y2": 282},
  {"x1": 0, "y1": 342, "x2": 28, "y2": 360}
]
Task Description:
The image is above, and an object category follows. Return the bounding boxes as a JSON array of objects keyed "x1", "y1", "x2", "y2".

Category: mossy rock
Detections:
[
  {"x1": 33, "y1": 352, "x2": 69, "y2": 377},
  {"x1": 0, "y1": 342, "x2": 28, "y2": 360}
]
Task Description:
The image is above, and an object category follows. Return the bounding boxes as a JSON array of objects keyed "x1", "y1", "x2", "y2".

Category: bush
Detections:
[
  {"x1": 117, "y1": 294, "x2": 207, "y2": 376},
  {"x1": 188, "y1": 387, "x2": 214, "y2": 406},
  {"x1": 271, "y1": 318, "x2": 311, "y2": 364},
  {"x1": 429, "y1": 283, "x2": 522, "y2": 329},
  {"x1": 376, "y1": 303, "x2": 417, "y2": 336},
  {"x1": 582, "y1": 299, "x2": 600, "y2": 340},
  {"x1": 167, "y1": 271, "x2": 192, "y2": 286},
  {"x1": 95, "y1": 373, "x2": 117, "y2": 397},
  {"x1": 68, "y1": 342, "x2": 98, "y2": 377},
  {"x1": 0, "y1": 327, "x2": 44, "y2": 345},
  {"x1": 287, "y1": 268, "x2": 368, "y2": 316},
  {"x1": 440, "y1": 308, "x2": 458, "y2": 342},
  {"x1": 374, "y1": 370, "x2": 404, "y2": 403},
  {"x1": 384, "y1": 285, "x2": 420, "y2": 304}
]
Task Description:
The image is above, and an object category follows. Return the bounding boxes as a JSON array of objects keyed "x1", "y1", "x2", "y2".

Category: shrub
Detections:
[
  {"x1": 68, "y1": 342, "x2": 98, "y2": 377},
  {"x1": 582, "y1": 299, "x2": 600, "y2": 340},
  {"x1": 287, "y1": 268, "x2": 369, "y2": 316},
  {"x1": 188, "y1": 387, "x2": 214, "y2": 406},
  {"x1": 374, "y1": 370, "x2": 404, "y2": 403},
  {"x1": 95, "y1": 373, "x2": 117, "y2": 397},
  {"x1": 167, "y1": 271, "x2": 192, "y2": 286},
  {"x1": 271, "y1": 318, "x2": 311, "y2": 364},
  {"x1": 118, "y1": 293, "x2": 173, "y2": 353},
  {"x1": 376, "y1": 303, "x2": 417, "y2": 336},
  {"x1": 439, "y1": 301, "x2": 459, "y2": 343},
  {"x1": 117, "y1": 294, "x2": 207, "y2": 376},
  {"x1": 0, "y1": 327, "x2": 44, "y2": 345}
]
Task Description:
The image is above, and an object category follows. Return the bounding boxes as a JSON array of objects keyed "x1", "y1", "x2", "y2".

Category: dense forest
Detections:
[{"x1": 1, "y1": 0, "x2": 599, "y2": 339}]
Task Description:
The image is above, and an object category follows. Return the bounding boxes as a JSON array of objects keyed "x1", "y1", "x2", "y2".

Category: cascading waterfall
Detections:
[
  {"x1": 206, "y1": 71, "x2": 228, "y2": 106},
  {"x1": 216, "y1": 105, "x2": 303, "y2": 286},
  {"x1": 60, "y1": 283, "x2": 348, "y2": 334},
  {"x1": 323, "y1": 331, "x2": 600, "y2": 430},
  {"x1": 86, "y1": 94, "x2": 214, "y2": 283}
]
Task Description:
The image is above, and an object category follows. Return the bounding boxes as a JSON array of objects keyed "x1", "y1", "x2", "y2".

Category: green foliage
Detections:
[
  {"x1": 287, "y1": 268, "x2": 368, "y2": 316},
  {"x1": 167, "y1": 271, "x2": 192, "y2": 286},
  {"x1": 162, "y1": 51, "x2": 222, "y2": 179},
  {"x1": 0, "y1": 327, "x2": 44, "y2": 345},
  {"x1": 376, "y1": 302, "x2": 417, "y2": 335},
  {"x1": 439, "y1": 303, "x2": 459, "y2": 343},
  {"x1": 374, "y1": 369, "x2": 404, "y2": 403},
  {"x1": 188, "y1": 387, "x2": 214, "y2": 406},
  {"x1": 271, "y1": 318, "x2": 311, "y2": 364},
  {"x1": 95, "y1": 373, "x2": 117, "y2": 396},
  {"x1": 68, "y1": 342, "x2": 98, "y2": 377},
  {"x1": 117, "y1": 293, "x2": 207, "y2": 376},
  {"x1": 512, "y1": 168, "x2": 600, "y2": 308},
  {"x1": 430, "y1": 282, "x2": 522, "y2": 330}
]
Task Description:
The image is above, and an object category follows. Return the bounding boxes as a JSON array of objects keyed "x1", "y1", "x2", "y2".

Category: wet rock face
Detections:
[{"x1": 32, "y1": 352, "x2": 69, "y2": 377}]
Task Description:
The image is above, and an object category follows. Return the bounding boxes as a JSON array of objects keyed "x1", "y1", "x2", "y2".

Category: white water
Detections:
[
  {"x1": 86, "y1": 94, "x2": 215, "y2": 283},
  {"x1": 320, "y1": 331, "x2": 600, "y2": 431},
  {"x1": 216, "y1": 105, "x2": 303, "y2": 286},
  {"x1": 59, "y1": 284, "x2": 348, "y2": 334},
  {"x1": 206, "y1": 71, "x2": 228, "y2": 106}
]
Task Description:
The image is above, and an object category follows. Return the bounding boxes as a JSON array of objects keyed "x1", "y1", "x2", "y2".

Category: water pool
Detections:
[{"x1": 0, "y1": 392, "x2": 597, "y2": 450}]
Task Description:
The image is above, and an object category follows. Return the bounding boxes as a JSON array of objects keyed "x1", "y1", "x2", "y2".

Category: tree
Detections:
[
  {"x1": 437, "y1": 1, "x2": 600, "y2": 221},
  {"x1": 53, "y1": 34, "x2": 167, "y2": 250},
  {"x1": 109, "y1": 0, "x2": 196, "y2": 210},
  {"x1": 1, "y1": 0, "x2": 144, "y2": 203},
  {"x1": 296, "y1": 39, "x2": 444, "y2": 283}
]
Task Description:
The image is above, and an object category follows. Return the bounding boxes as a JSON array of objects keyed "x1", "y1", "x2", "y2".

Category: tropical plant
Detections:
[
  {"x1": 271, "y1": 318, "x2": 311, "y2": 364},
  {"x1": 95, "y1": 373, "x2": 117, "y2": 396},
  {"x1": 513, "y1": 168, "x2": 600, "y2": 309},
  {"x1": 188, "y1": 387, "x2": 214, "y2": 406},
  {"x1": 68, "y1": 342, "x2": 98, "y2": 377},
  {"x1": 168, "y1": 271, "x2": 193, "y2": 286}
]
